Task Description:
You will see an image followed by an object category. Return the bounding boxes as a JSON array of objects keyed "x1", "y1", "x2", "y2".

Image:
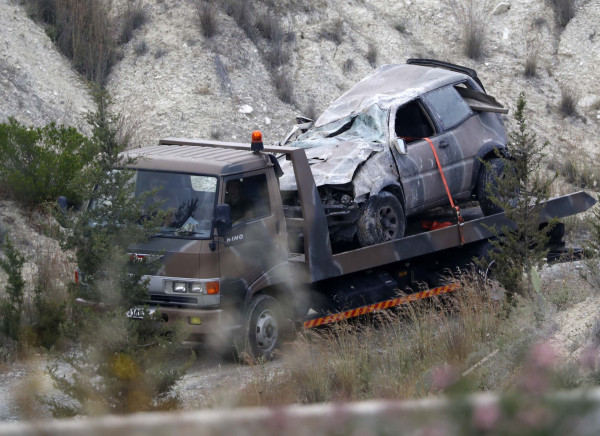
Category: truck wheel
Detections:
[
  {"x1": 477, "y1": 157, "x2": 517, "y2": 216},
  {"x1": 357, "y1": 191, "x2": 405, "y2": 247},
  {"x1": 235, "y1": 294, "x2": 282, "y2": 362}
]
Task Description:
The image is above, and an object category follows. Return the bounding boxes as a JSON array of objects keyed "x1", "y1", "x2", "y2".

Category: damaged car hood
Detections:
[
  {"x1": 279, "y1": 103, "x2": 388, "y2": 191},
  {"x1": 279, "y1": 139, "x2": 384, "y2": 191}
]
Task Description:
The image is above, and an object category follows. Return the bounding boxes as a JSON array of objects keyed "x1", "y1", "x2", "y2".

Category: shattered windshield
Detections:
[
  {"x1": 91, "y1": 170, "x2": 217, "y2": 239},
  {"x1": 291, "y1": 104, "x2": 388, "y2": 149}
]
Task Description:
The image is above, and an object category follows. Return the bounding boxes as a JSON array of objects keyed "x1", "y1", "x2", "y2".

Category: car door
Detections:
[
  {"x1": 420, "y1": 84, "x2": 475, "y2": 200},
  {"x1": 390, "y1": 97, "x2": 464, "y2": 213}
]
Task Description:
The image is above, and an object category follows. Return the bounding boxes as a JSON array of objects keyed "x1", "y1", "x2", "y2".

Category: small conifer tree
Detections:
[
  {"x1": 46, "y1": 89, "x2": 193, "y2": 416},
  {"x1": 481, "y1": 92, "x2": 556, "y2": 298},
  {"x1": 0, "y1": 237, "x2": 26, "y2": 341}
]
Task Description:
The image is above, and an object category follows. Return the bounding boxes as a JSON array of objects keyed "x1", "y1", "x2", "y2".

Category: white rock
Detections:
[
  {"x1": 578, "y1": 94, "x2": 600, "y2": 109},
  {"x1": 265, "y1": 117, "x2": 271, "y2": 125},
  {"x1": 492, "y1": 2, "x2": 511, "y2": 15},
  {"x1": 238, "y1": 104, "x2": 253, "y2": 114}
]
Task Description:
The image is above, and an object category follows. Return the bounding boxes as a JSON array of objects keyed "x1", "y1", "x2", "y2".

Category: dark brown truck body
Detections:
[{"x1": 106, "y1": 137, "x2": 594, "y2": 359}]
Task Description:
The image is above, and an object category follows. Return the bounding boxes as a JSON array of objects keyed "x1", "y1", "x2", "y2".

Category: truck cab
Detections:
[{"x1": 121, "y1": 139, "x2": 294, "y2": 358}]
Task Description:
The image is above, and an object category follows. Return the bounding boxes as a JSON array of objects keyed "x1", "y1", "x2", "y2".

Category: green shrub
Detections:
[
  {"x1": 44, "y1": 90, "x2": 193, "y2": 417},
  {"x1": 0, "y1": 117, "x2": 96, "y2": 208}
]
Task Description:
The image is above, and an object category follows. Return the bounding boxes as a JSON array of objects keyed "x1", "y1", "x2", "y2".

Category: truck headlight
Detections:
[
  {"x1": 190, "y1": 282, "x2": 204, "y2": 294},
  {"x1": 163, "y1": 279, "x2": 219, "y2": 295},
  {"x1": 173, "y1": 281, "x2": 188, "y2": 293}
]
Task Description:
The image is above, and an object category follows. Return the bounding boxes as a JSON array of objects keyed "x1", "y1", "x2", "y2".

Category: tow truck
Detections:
[{"x1": 78, "y1": 132, "x2": 595, "y2": 360}]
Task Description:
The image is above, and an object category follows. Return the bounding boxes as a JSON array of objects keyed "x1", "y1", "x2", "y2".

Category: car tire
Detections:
[
  {"x1": 235, "y1": 294, "x2": 282, "y2": 362},
  {"x1": 477, "y1": 158, "x2": 517, "y2": 216},
  {"x1": 357, "y1": 191, "x2": 406, "y2": 247}
]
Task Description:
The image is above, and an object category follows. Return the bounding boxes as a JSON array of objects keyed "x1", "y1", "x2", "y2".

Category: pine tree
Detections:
[{"x1": 481, "y1": 92, "x2": 556, "y2": 297}]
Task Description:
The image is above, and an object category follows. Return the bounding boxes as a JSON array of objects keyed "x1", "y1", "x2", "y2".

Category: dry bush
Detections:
[
  {"x1": 343, "y1": 58, "x2": 354, "y2": 73},
  {"x1": 196, "y1": 1, "x2": 218, "y2": 38},
  {"x1": 273, "y1": 71, "x2": 294, "y2": 104},
  {"x1": 549, "y1": 151, "x2": 599, "y2": 189},
  {"x1": 154, "y1": 48, "x2": 167, "y2": 59},
  {"x1": 548, "y1": 0, "x2": 576, "y2": 28},
  {"x1": 450, "y1": 0, "x2": 488, "y2": 60},
  {"x1": 559, "y1": 88, "x2": 577, "y2": 117},
  {"x1": 53, "y1": 0, "x2": 117, "y2": 86},
  {"x1": 303, "y1": 100, "x2": 317, "y2": 121},
  {"x1": 524, "y1": 39, "x2": 539, "y2": 77},
  {"x1": 119, "y1": 2, "x2": 147, "y2": 45},
  {"x1": 133, "y1": 41, "x2": 148, "y2": 56},
  {"x1": 366, "y1": 43, "x2": 378, "y2": 68},
  {"x1": 319, "y1": 18, "x2": 344, "y2": 45},
  {"x1": 262, "y1": 16, "x2": 290, "y2": 69},
  {"x1": 394, "y1": 20, "x2": 407, "y2": 34},
  {"x1": 223, "y1": 0, "x2": 255, "y2": 40}
]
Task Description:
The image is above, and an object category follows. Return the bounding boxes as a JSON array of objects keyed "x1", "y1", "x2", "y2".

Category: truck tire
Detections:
[
  {"x1": 357, "y1": 191, "x2": 405, "y2": 247},
  {"x1": 235, "y1": 294, "x2": 282, "y2": 362},
  {"x1": 477, "y1": 157, "x2": 517, "y2": 216}
]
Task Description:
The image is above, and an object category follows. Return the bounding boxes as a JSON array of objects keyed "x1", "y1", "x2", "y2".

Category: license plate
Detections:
[{"x1": 126, "y1": 306, "x2": 156, "y2": 319}]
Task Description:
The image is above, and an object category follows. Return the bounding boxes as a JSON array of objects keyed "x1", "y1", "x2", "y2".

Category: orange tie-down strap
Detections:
[
  {"x1": 303, "y1": 282, "x2": 460, "y2": 329},
  {"x1": 424, "y1": 137, "x2": 465, "y2": 244}
]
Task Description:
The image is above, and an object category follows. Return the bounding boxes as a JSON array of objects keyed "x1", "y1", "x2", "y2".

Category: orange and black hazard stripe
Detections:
[{"x1": 303, "y1": 282, "x2": 460, "y2": 329}]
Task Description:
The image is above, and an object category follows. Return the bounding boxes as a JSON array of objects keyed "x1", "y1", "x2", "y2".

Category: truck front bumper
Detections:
[
  {"x1": 157, "y1": 306, "x2": 241, "y2": 341},
  {"x1": 75, "y1": 298, "x2": 241, "y2": 342}
]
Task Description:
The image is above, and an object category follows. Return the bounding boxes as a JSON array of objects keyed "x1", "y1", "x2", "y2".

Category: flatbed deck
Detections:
[{"x1": 290, "y1": 191, "x2": 595, "y2": 283}]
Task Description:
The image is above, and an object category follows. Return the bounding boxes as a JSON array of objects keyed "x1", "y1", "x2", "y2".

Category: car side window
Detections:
[
  {"x1": 423, "y1": 85, "x2": 473, "y2": 131},
  {"x1": 225, "y1": 174, "x2": 271, "y2": 224},
  {"x1": 394, "y1": 100, "x2": 435, "y2": 143}
]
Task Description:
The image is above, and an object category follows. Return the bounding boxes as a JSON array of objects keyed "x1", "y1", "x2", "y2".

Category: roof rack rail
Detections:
[{"x1": 406, "y1": 58, "x2": 486, "y2": 92}]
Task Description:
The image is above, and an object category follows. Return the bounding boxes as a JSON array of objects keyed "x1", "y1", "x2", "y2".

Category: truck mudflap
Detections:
[{"x1": 303, "y1": 282, "x2": 460, "y2": 329}]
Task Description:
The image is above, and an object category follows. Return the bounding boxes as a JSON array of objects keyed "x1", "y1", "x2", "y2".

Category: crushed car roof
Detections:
[{"x1": 314, "y1": 64, "x2": 468, "y2": 128}]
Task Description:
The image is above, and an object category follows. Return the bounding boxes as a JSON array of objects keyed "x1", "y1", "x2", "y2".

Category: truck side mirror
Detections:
[{"x1": 213, "y1": 204, "x2": 232, "y2": 235}]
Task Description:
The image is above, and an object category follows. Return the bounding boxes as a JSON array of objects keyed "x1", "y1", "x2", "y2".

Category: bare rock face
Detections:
[
  {"x1": 0, "y1": 0, "x2": 598, "y2": 159},
  {"x1": 0, "y1": 0, "x2": 93, "y2": 132}
]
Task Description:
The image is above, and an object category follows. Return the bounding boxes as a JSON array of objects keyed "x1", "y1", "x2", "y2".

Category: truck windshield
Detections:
[
  {"x1": 90, "y1": 170, "x2": 217, "y2": 239},
  {"x1": 136, "y1": 170, "x2": 217, "y2": 238}
]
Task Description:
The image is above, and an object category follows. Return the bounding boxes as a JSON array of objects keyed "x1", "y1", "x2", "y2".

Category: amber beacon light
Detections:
[{"x1": 251, "y1": 130, "x2": 264, "y2": 153}]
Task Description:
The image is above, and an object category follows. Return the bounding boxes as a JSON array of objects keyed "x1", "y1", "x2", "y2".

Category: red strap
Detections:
[{"x1": 424, "y1": 137, "x2": 465, "y2": 244}]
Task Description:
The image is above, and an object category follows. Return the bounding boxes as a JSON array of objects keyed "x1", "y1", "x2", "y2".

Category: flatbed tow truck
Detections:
[{"x1": 81, "y1": 134, "x2": 595, "y2": 360}]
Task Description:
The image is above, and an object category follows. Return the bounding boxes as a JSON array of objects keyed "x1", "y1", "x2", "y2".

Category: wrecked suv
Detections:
[{"x1": 280, "y1": 59, "x2": 509, "y2": 247}]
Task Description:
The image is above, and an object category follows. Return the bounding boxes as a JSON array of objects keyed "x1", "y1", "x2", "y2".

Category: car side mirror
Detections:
[
  {"x1": 393, "y1": 138, "x2": 407, "y2": 154},
  {"x1": 213, "y1": 204, "x2": 232, "y2": 235}
]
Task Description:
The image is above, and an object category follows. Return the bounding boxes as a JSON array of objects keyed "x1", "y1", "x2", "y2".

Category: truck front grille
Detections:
[{"x1": 149, "y1": 294, "x2": 199, "y2": 305}]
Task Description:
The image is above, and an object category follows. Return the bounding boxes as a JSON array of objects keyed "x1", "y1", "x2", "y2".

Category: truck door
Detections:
[{"x1": 218, "y1": 171, "x2": 288, "y2": 309}]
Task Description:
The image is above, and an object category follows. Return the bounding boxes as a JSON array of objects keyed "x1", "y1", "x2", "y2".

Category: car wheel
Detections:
[
  {"x1": 357, "y1": 191, "x2": 406, "y2": 247},
  {"x1": 477, "y1": 157, "x2": 518, "y2": 216},
  {"x1": 235, "y1": 294, "x2": 282, "y2": 362}
]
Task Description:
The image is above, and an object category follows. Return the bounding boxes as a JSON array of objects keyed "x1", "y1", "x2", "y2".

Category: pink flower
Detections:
[
  {"x1": 431, "y1": 365, "x2": 459, "y2": 392},
  {"x1": 472, "y1": 402, "x2": 501, "y2": 431},
  {"x1": 579, "y1": 346, "x2": 599, "y2": 371},
  {"x1": 528, "y1": 342, "x2": 557, "y2": 370}
]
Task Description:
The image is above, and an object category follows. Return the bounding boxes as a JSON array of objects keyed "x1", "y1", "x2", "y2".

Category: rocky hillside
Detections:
[{"x1": 1, "y1": 0, "x2": 599, "y2": 160}]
